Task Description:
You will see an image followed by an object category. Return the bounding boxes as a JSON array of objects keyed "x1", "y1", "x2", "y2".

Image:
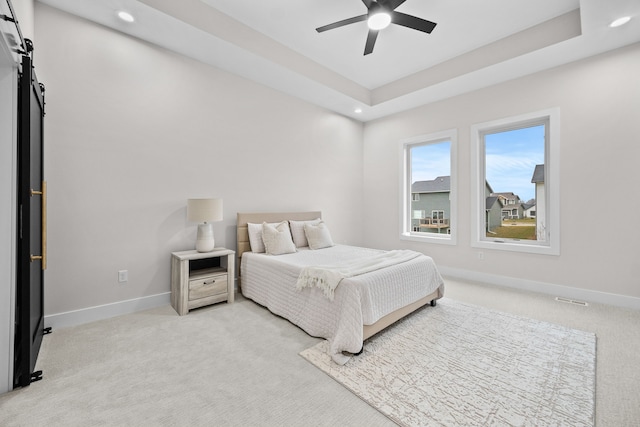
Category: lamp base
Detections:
[{"x1": 195, "y1": 222, "x2": 215, "y2": 252}]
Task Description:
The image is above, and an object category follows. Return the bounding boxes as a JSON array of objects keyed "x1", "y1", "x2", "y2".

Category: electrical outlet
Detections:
[
  {"x1": 118, "y1": 270, "x2": 128, "y2": 283},
  {"x1": 477, "y1": 252, "x2": 484, "y2": 260}
]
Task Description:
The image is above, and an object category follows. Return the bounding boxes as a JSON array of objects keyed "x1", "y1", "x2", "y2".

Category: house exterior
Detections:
[
  {"x1": 482, "y1": 181, "x2": 503, "y2": 233},
  {"x1": 411, "y1": 176, "x2": 451, "y2": 234},
  {"x1": 492, "y1": 192, "x2": 525, "y2": 219},
  {"x1": 523, "y1": 202, "x2": 536, "y2": 218},
  {"x1": 412, "y1": 177, "x2": 507, "y2": 235},
  {"x1": 485, "y1": 196, "x2": 504, "y2": 234},
  {"x1": 531, "y1": 164, "x2": 546, "y2": 241}
]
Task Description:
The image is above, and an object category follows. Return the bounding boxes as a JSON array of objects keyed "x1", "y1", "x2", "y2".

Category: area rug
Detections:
[{"x1": 300, "y1": 298, "x2": 596, "y2": 427}]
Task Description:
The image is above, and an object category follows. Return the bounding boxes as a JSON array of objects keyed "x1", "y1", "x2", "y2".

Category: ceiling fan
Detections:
[{"x1": 315, "y1": 0, "x2": 437, "y2": 55}]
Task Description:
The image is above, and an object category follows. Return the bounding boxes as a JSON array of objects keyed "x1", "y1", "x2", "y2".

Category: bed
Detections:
[{"x1": 237, "y1": 211, "x2": 444, "y2": 364}]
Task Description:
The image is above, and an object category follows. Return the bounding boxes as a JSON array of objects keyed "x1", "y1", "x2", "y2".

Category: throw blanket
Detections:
[{"x1": 296, "y1": 250, "x2": 422, "y2": 300}]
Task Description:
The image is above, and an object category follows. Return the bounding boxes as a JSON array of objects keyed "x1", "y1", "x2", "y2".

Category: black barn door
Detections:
[{"x1": 15, "y1": 53, "x2": 46, "y2": 388}]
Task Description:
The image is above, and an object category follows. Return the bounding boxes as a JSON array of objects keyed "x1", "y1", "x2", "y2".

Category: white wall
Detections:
[
  {"x1": 363, "y1": 42, "x2": 640, "y2": 303},
  {"x1": 34, "y1": 4, "x2": 364, "y2": 319},
  {"x1": 12, "y1": 0, "x2": 34, "y2": 43}
]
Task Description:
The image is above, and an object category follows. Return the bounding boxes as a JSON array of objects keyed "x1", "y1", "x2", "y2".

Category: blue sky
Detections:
[
  {"x1": 411, "y1": 140, "x2": 451, "y2": 182},
  {"x1": 411, "y1": 125, "x2": 544, "y2": 202},
  {"x1": 485, "y1": 125, "x2": 544, "y2": 202}
]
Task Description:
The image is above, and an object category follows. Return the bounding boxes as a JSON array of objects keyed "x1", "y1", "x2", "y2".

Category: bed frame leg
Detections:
[{"x1": 430, "y1": 299, "x2": 437, "y2": 307}]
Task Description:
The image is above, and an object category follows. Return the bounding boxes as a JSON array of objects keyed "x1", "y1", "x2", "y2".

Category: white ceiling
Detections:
[
  {"x1": 200, "y1": 0, "x2": 579, "y2": 89},
  {"x1": 37, "y1": 0, "x2": 640, "y2": 121}
]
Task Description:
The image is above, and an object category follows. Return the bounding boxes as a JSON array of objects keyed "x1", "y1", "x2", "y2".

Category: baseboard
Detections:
[
  {"x1": 42, "y1": 272, "x2": 638, "y2": 329},
  {"x1": 44, "y1": 292, "x2": 171, "y2": 330},
  {"x1": 439, "y1": 266, "x2": 640, "y2": 311}
]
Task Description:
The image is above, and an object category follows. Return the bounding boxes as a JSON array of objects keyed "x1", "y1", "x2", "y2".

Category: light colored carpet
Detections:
[
  {"x1": 1, "y1": 278, "x2": 639, "y2": 426},
  {"x1": 301, "y1": 298, "x2": 596, "y2": 427},
  {"x1": 0, "y1": 298, "x2": 391, "y2": 427}
]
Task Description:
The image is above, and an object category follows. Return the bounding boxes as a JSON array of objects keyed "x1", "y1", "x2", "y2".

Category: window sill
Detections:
[
  {"x1": 400, "y1": 233, "x2": 456, "y2": 245},
  {"x1": 472, "y1": 239, "x2": 559, "y2": 255}
]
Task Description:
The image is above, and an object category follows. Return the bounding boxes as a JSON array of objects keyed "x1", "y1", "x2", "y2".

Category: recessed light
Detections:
[
  {"x1": 609, "y1": 16, "x2": 631, "y2": 28},
  {"x1": 117, "y1": 11, "x2": 135, "y2": 23},
  {"x1": 368, "y1": 12, "x2": 391, "y2": 30},
  {"x1": 354, "y1": 108, "x2": 363, "y2": 114}
]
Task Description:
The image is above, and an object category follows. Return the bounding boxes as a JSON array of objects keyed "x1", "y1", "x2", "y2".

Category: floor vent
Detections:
[{"x1": 555, "y1": 297, "x2": 588, "y2": 306}]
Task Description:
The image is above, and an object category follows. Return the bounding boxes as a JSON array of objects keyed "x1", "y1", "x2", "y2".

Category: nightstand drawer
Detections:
[{"x1": 189, "y1": 274, "x2": 227, "y2": 300}]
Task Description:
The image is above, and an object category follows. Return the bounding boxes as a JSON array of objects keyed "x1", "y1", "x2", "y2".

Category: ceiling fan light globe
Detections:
[{"x1": 368, "y1": 12, "x2": 391, "y2": 30}]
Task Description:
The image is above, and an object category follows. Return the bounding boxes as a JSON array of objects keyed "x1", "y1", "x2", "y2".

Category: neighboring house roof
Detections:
[
  {"x1": 531, "y1": 164, "x2": 544, "y2": 183},
  {"x1": 486, "y1": 196, "x2": 503, "y2": 210},
  {"x1": 522, "y1": 202, "x2": 535, "y2": 210},
  {"x1": 485, "y1": 181, "x2": 495, "y2": 194},
  {"x1": 491, "y1": 192, "x2": 520, "y2": 201},
  {"x1": 412, "y1": 176, "x2": 450, "y2": 193}
]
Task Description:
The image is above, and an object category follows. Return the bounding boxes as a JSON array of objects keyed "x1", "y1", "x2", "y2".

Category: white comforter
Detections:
[
  {"x1": 240, "y1": 245, "x2": 444, "y2": 364},
  {"x1": 296, "y1": 249, "x2": 423, "y2": 300}
]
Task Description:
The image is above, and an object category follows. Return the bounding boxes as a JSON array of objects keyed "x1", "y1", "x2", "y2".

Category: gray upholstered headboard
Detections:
[{"x1": 236, "y1": 211, "x2": 322, "y2": 262}]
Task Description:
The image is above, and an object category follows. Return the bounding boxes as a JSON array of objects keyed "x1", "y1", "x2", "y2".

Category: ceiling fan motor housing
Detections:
[{"x1": 316, "y1": 0, "x2": 437, "y2": 55}]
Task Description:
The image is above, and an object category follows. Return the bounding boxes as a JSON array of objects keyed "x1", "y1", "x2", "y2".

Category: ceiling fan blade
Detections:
[
  {"x1": 364, "y1": 29, "x2": 379, "y2": 55},
  {"x1": 391, "y1": 11, "x2": 437, "y2": 33},
  {"x1": 379, "y1": 0, "x2": 407, "y2": 10},
  {"x1": 316, "y1": 14, "x2": 368, "y2": 33},
  {"x1": 361, "y1": 0, "x2": 375, "y2": 9}
]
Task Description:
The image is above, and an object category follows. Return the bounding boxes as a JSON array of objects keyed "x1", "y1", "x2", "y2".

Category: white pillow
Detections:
[
  {"x1": 304, "y1": 221, "x2": 334, "y2": 250},
  {"x1": 247, "y1": 222, "x2": 279, "y2": 253},
  {"x1": 262, "y1": 221, "x2": 296, "y2": 255},
  {"x1": 289, "y1": 218, "x2": 321, "y2": 247}
]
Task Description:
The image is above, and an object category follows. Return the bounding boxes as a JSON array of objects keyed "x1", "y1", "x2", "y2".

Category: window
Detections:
[
  {"x1": 400, "y1": 129, "x2": 457, "y2": 244},
  {"x1": 471, "y1": 109, "x2": 560, "y2": 255}
]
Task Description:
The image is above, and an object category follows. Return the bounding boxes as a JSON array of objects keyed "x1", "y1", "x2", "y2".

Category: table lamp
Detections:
[{"x1": 187, "y1": 198, "x2": 223, "y2": 252}]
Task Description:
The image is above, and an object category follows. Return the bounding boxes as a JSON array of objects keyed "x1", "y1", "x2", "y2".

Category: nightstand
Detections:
[{"x1": 171, "y1": 248, "x2": 235, "y2": 315}]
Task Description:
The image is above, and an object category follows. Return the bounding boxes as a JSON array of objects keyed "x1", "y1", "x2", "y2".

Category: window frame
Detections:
[
  {"x1": 400, "y1": 129, "x2": 457, "y2": 245},
  {"x1": 471, "y1": 109, "x2": 560, "y2": 255}
]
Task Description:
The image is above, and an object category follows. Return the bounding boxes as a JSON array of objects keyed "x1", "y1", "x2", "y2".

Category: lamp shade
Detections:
[{"x1": 187, "y1": 198, "x2": 223, "y2": 223}]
